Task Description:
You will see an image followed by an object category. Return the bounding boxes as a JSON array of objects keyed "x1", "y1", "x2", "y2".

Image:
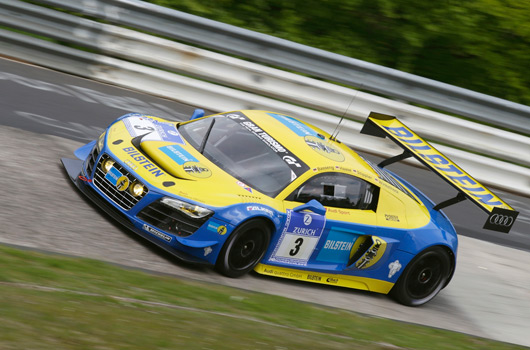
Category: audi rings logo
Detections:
[
  {"x1": 489, "y1": 214, "x2": 514, "y2": 227},
  {"x1": 484, "y1": 208, "x2": 518, "y2": 233}
]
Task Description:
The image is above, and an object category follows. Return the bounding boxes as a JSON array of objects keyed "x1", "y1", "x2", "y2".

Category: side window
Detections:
[{"x1": 288, "y1": 173, "x2": 378, "y2": 210}]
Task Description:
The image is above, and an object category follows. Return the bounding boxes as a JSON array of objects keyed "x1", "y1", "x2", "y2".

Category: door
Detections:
[{"x1": 265, "y1": 172, "x2": 380, "y2": 270}]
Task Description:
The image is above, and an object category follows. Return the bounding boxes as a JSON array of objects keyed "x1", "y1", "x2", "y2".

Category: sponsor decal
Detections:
[
  {"x1": 217, "y1": 226, "x2": 227, "y2": 235},
  {"x1": 78, "y1": 175, "x2": 92, "y2": 183},
  {"x1": 269, "y1": 210, "x2": 326, "y2": 266},
  {"x1": 123, "y1": 116, "x2": 154, "y2": 137},
  {"x1": 207, "y1": 222, "x2": 227, "y2": 235},
  {"x1": 384, "y1": 214, "x2": 400, "y2": 222},
  {"x1": 382, "y1": 124, "x2": 505, "y2": 209},
  {"x1": 159, "y1": 144, "x2": 198, "y2": 165},
  {"x1": 262, "y1": 268, "x2": 304, "y2": 279},
  {"x1": 123, "y1": 116, "x2": 185, "y2": 144},
  {"x1": 355, "y1": 237, "x2": 386, "y2": 269},
  {"x1": 354, "y1": 170, "x2": 373, "y2": 180},
  {"x1": 324, "y1": 240, "x2": 354, "y2": 251},
  {"x1": 204, "y1": 247, "x2": 213, "y2": 256},
  {"x1": 489, "y1": 214, "x2": 514, "y2": 226},
  {"x1": 313, "y1": 166, "x2": 334, "y2": 172},
  {"x1": 307, "y1": 274, "x2": 321, "y2": 281},
  {"x1": 292, "y1": 227, "x2": 317, "y2": 236},
  {"x1": 159, "y1": 145, "x2": 211, "y2": 178},
  {"x1": 105, "y1": 166, "x2": 122, "y2": 186},
  {"x1": 225, "y1": 112, "x2": 309, "y2": 178},
  {"x1": 123, "y1": 159, "x2": 138, "y2": 171},
  {"x1": 182, "y1": 162, "x2": 212, "y2": 178},
  {"x1": 237, "y1": 181, "x2": 253, "y2": 193},
  {"x1": 335, "y1": 165, "x2": 353, "y2": 172},
  {"x1": 246, "y1": 206, "x2": 274, "y2": 216},
  {"x1": 304, "y1": 135, "x2": 344, "y2": 162},
  {"x1": 116, "y1": 176, "x2": 130, "y2": 192},
  {"x1": 483, "y1": 207, "x2": 518, "y2": 233},
  {"x1": 123, "y1": 147, "x2": 165, "y2": 177},
  {"x1": 317, "y1": 230, "x2": 356, "y2": 264},
  {"x1": 388, "y1": 260, "x2": 402, "y2": 278},
  {"x1": 267, "y1": 113, "x2": 318, "y2": 137},
  {"x1": 325, "y1": 207, "x2": 351, "y2": 215},
  {"x1": 282, "y1": 155, "x2": 302, "y2": 168},
  {"x1": 259, "y1": 267, "x2": 338, "y2": 285},
  {"x1": 143, "y1": 224, "x2": 172, "y2": 242},
  {"x1": 207, "y1": 222, "x2": 220, "y2": 232},
  {"x1": 207, "y1": 221, "x2": 220, "y2": 231}
]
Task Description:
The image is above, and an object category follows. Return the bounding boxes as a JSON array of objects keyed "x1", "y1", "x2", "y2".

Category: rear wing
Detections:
[{"x1": 361, "y1": 112, "x2": 518, "y2": 233}]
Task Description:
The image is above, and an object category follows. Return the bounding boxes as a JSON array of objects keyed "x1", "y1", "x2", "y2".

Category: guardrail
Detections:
[
  {"x1": 27, "y1": 0, "x2": 530, "y2": 135},
  {"x1": 1, "y1": 0, "x2": 529, "y2": 196}
]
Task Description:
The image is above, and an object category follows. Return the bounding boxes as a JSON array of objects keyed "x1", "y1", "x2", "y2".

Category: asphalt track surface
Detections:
[{"x1": 1, "y1": 57, "x2": 530, "y2": 347}]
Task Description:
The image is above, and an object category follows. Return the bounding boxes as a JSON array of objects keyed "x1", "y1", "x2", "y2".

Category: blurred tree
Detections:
[{"x1": 145, "y1": 0, "x2": 530, "y2": 105}]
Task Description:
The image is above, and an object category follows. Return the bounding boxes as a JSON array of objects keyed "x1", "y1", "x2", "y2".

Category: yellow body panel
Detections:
[
  {"x1": 107, "y1": 116, "x2": 274, "y2": 207},
  {"x1": 106, "y1": 111, "x2": 431, "y2": 230}
]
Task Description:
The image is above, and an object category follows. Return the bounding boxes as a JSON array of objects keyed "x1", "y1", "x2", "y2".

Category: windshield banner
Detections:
[{"x1": 223, "y1": 112, "x2": 309, "y2": 180}]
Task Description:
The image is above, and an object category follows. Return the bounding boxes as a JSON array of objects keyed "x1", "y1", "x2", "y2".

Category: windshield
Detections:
[{"x1": 179, "y1": 113, "x2": 308, "y2": 197}]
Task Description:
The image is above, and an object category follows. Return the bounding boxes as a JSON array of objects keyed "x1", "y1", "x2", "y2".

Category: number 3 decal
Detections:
[
  {"x1": 269, "y1": 210, "x2": 326, "y2": 266},
  {"x1": 134, "y1": 125, "x2": 155, "y2": 131},
  {"x1": 289, "y1": 238, "x2": 304, "y2": 256}
]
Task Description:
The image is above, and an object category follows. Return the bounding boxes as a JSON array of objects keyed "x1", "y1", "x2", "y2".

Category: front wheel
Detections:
[
  {"x1": 390, "y1": 247, "x2": 452, "y2": 306},
  {"x1": 216, "y1": 219, "x2": 271, "y2": 278}
]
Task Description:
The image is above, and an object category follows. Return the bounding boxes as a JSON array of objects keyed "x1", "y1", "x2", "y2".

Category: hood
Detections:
[{"x1": 105, "y1": 114, "x2": 275, "y2": 207}]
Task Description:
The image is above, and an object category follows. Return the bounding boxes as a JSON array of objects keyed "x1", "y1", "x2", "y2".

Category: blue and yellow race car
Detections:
[{"x1": 62, "y1": 110, "x2": 518, "y2": 306}]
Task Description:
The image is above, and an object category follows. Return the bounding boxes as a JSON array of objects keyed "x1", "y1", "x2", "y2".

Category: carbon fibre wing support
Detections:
[{"x1": 361, "y1": 112, "x2": 519, "y2": 233}]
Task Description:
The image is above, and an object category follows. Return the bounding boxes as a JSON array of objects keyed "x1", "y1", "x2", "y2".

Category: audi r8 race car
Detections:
[{"x1": 61, "y1": 110, "x2": 518, "y2": 306}]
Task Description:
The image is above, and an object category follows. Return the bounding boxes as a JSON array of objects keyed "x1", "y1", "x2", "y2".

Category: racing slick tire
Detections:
[
  {"x1": 390, "y1": 246, "x2": 451, "y2": 306},
  {"x1": 216, "y1": 219, "x2": 271, "y2": 278}
]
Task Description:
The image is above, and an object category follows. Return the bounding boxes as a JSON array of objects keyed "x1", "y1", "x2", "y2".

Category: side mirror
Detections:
[
  {"x1": 190, "y1": 108, "x2": 205, "y2": 120},
  {"x1": 293, "y1": 199, "x2": 326, "y2": 216}
]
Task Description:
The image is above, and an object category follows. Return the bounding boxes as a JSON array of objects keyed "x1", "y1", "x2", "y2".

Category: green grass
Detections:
[{"x1": 0, "y1": 244, "x2": 525, "y2": 350}]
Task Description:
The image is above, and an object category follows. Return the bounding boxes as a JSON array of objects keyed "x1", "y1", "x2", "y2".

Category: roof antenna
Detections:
[{"x1": 330, "y1": 86, "x2": 362, "y2": 141}]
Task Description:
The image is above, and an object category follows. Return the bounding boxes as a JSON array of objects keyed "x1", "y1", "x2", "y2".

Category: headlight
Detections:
[
  {"x1": 101, "y1": 158, "x2": 115, "y2": 173},
  {"x1": 129, "y1": 181, "x2": 145, "y2": 197},
  {"x1": 161, "y1": 197, "x2": 213, "y2": 219},
  {"x1": 96, "y1": 131, "x2": 106, "y2": 152}
]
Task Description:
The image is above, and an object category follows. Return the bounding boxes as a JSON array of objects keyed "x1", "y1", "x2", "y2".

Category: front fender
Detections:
[{"x1": 216, "y1": 203, "x2": 284, "y2": 232}]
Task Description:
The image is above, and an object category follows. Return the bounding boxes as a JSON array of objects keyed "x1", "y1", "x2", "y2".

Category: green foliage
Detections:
[{"x1": 144, "y1": 0, "x2": 530, "y2": 105}]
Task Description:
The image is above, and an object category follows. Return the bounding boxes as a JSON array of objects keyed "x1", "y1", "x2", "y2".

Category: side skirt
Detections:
[{"x1": 254, "y1": 264, "x2": 393, "y2": 294}]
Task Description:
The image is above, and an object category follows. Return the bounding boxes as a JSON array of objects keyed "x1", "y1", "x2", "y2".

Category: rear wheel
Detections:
[
  {"x1": 216, "y1": 219, "x2": 271, "y2": 278},
  {"x1": 391, "y1": 247, "x2": 451, "y2": 306}
]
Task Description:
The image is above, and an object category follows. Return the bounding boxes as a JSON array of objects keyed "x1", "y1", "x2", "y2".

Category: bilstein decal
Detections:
[{"x1": 123, "y1": 147, "x2": 165, "y2": 177}]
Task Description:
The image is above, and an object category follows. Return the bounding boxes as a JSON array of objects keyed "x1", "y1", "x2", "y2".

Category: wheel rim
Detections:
[
  {"x1": 407, "y1": 254, "x2": 444, "y2": 299},
  {"x1": 228, "y1": 228, "x2": 265, "y2": 271}
]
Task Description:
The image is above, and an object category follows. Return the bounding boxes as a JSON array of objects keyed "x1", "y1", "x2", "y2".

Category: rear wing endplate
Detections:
[{"x1": 361, "y1": 112, "x2": 519, "y2": 233}]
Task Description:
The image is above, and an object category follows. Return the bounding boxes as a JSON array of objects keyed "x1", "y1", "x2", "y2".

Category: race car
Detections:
[{"x1": 61, "y1": 109, "x2": 518, "y2": 306}]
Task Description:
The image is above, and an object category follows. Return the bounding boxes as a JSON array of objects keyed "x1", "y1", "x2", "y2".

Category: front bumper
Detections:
[{"x1": 61, "y1": 157, "x2": 212, "y2": 266}]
